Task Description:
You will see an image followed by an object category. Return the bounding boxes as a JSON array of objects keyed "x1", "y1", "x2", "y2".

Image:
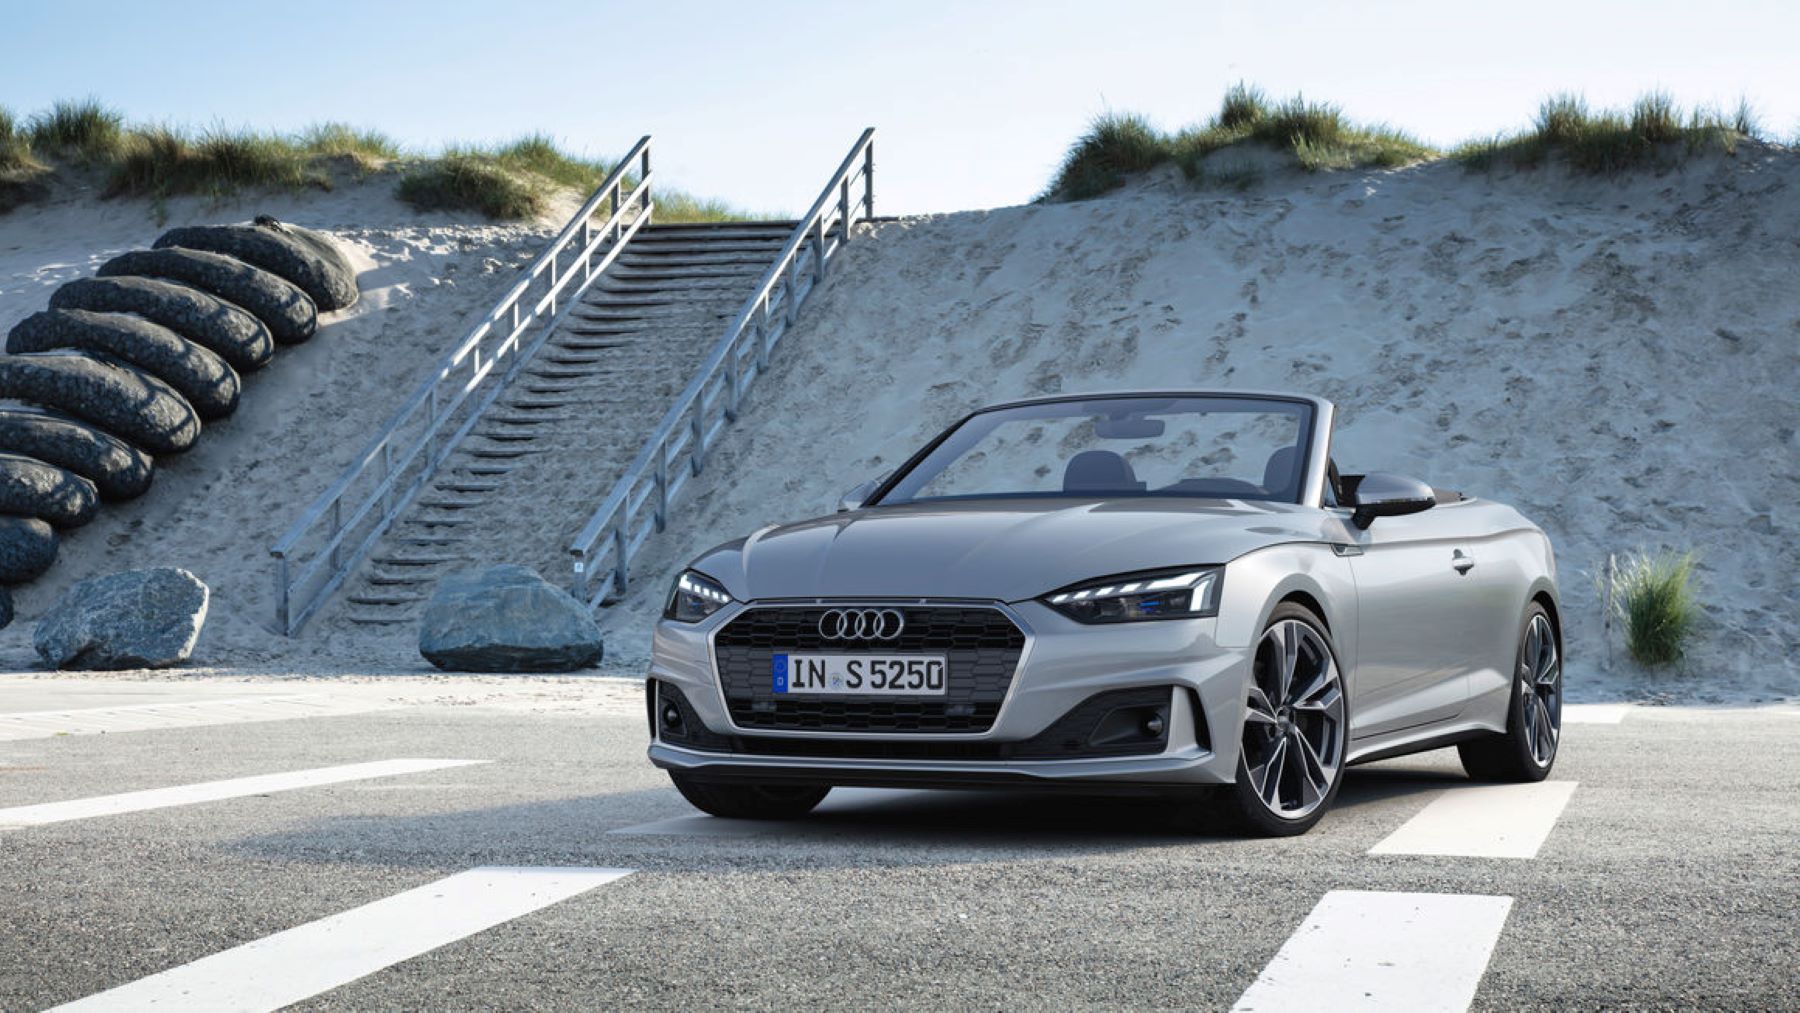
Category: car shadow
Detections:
[{"x1": 228, "y1": 765, "x2": 1467, "y2": 870}]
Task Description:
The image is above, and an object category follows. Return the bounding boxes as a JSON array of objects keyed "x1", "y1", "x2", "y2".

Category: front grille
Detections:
[{"x1": 712, "y1": 605, "x2": 1026, "y2": 733}]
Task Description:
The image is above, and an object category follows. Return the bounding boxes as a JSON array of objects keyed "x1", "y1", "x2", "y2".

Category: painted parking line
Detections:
[
  {"x1": 1368, "y1": 780, "x2": 1578, "y2": 859},
  {"x1": 0, "y1": 758, "x2": 486, "y2": 828},
  {"x1": 0, "y1": 695, "x2": 395, "y2": 742},
  {"x1": 1232, "y1": 890, "x2": 1512, "y2": 1012},
  {"x1": 1562, "y1": 704, "x2": 1630, "y2": 724},
  {"x1": 52, "y1": 866, "x2": 633, "y2": 1012}
]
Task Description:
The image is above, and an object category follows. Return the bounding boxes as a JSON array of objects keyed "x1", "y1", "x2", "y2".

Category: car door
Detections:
[{"x1": 1339, "y1": 502, "x2": 1485, "y2": 739}]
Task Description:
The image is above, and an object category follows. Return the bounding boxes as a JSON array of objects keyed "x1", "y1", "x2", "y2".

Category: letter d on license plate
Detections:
[{"x1": 773, "y1": 654, "x2": 947, "y2": 695}]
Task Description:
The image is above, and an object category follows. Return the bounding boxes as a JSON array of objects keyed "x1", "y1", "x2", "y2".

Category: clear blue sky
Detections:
[{"x1": 3, "y1": 0, "x2": 1795, "y2": 215}]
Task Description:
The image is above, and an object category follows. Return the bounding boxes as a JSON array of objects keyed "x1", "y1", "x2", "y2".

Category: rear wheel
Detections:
[
  {"x1": 1229, "y1": 602, "x2": 1347, "y2": 836},
  {"x1": 669, "y1": 772, "x2": 830, "y2": 820},
  {"x1": 1459, "y1": 604, "x2": 1560, "y2": 781}
]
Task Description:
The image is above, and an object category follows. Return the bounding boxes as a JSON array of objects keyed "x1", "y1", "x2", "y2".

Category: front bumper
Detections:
[{"x1": 645, "y1": 599, "x2": 1249, "y2": 788}]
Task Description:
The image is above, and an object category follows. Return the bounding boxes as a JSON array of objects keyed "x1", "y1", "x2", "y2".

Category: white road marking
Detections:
[
  {"x1": 1562, "y1": 704, "x2": 1630, "y2": 724},
  {"x1": 0, "y1": 695, "x2": 394, "y2": 741},
  {"x1": 0, "y1": 759, "x2": 486, "y2": 828},
  {"x1": 51, "y1": 866, "x2": 633, "y2": 1012},
  {"x1": 1231, "y1": 890, "x2": 1512, "y2": 1012},
  {"x1": 1369, "y1": 780, "x2": 1578, "y2": 859}
]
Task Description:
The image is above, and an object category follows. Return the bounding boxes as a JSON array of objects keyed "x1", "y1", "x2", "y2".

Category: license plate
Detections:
[{"x1": 772, "y1": 654, "x2": 948, "y2": 695}]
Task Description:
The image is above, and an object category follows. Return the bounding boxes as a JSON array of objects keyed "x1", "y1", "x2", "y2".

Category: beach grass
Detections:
[
  {"x1": 1, "y1": 99, "x2": 754, "y2": 221},
  {"x1": 1046, "y1": 85, "x2": 1436, "y2": 200},
  {"x1": 1609, "y1": 549, "x2": 1700, "y2": 667},
  {"x1": 1454, "y1": 92, "x2": 1753, "y2": 173}
]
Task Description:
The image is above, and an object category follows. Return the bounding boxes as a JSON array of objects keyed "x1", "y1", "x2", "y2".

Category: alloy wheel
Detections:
[
  {"x1": 1241, "y1": 618, "x2": 1346, "y2": 820},
  {"x1": 1518, "y1": 613, "x2": 1561, "y2": 766}
]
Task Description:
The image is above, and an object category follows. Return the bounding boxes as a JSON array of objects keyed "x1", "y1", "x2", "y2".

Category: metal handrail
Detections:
[
  {"x1": 270, "y1": 136, "x2": 655, "y2": 634},
  {"x1": 568, "y1": 128, "x2": 875, "y2": 607}
]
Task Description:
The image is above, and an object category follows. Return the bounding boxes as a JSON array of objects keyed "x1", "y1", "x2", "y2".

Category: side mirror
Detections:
[
  {"x1": 836, "y1": 478, "x2": 881, "y2": 513},
  {"x1": 1350, "y1": 472, "x2": 1435, "y2": 529}
]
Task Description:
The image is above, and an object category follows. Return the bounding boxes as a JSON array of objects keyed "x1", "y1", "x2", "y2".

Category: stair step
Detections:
[
  {"x1": 553, "y1": 339, "x2": 626, "y2": 351},
  {"x1": 367, "y1": 571, "x2": 435, "y2": 586},
  {"x1": 415, "y1": 497, "x2": 483, "y2": 510},
  {"x1": 348, "y1": 593, "x2": 426, "y2": 607},
  {"x1": 347, "y1": 614, "x2": 412, "y2": 626},
  {"x1": 432, "y1": 481, "x2": 501, "y2": 494},
  {"x1": 465, "y1": 446, "x2": 546, "y2": 458},
  {"x1": 372, "y1": 554, "x2": 463, "y2": 567}
]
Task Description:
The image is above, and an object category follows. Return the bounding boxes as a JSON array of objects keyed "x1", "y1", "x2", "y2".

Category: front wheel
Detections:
[
  {"x1": 669, "y1": 772, "x2": 830, "y2": 820},
  {"x1": 1228, "y1": 602, "x2": 1348, "y2": 836},
  {"x1": 1459, "y1": 604, "x2": 1561, "y2": 781}
]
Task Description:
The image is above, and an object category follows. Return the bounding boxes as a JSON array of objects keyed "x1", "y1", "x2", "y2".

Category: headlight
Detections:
[
  {"x1": 1042, "y1": 566, "x2": 1222, "y2": 623},
  {"x1": 664, "y1": 570, "x2": 734, "y2": 623}
]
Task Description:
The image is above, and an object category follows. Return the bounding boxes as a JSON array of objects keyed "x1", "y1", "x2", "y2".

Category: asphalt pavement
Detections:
[{"x1": 1, "y1": 676, "x2": 1795, "y2": 1010}]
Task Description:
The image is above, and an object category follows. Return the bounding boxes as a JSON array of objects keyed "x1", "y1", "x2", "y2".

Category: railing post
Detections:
[
  {"x1": 653, "y1": 443, "x2": 669, "y2": 531},
  {"x1": 273, "y1": 553, "x2": 290, "y2": 636},
  {"x1": 813, "y1": 215, "x2": 827, "y2": 283},
  {"x1": 839, "y1": 179, "x2": 852, "y2": 245},
  {"x1": 863, "y1": 139, "x2": 875, "y2": 218},
  {"x1": 690, "y1": 410, "x2": 706, "y2": 475},
  {"x1": 327, "y1": 499, "x2": 343, "y2": 570},
  {"x1": 611, "y1": 525, "x2": 629, "y2": 599}
]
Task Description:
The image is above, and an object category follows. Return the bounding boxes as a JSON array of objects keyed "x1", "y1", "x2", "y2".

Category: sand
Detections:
[
  {"x1": 0, "y1": 177, "x2": 567, "y2": 667},
  {"x1": 600, "y1": 149, "x2": 1799, "y2": 705},
  {"x1": 0, "y1": 152, "x2": 1793, "y2": 707}
]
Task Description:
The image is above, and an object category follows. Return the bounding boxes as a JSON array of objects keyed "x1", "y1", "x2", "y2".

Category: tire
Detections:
[
  {"x1": 0, "y1": 406, "x2": 153, "y2": 500},
  {"x1": 1459, "y1": 604, "x2": 1562, "y2": 782},
  {"x1": 50, "y1": 276, "x2": 275, "y2": 372},
  {"x1": 154, "y1": 222, "x2": 357, "y2": 311},
  {"x1": 8, "y1": 309, "x2": 241, "y2": 420},
  {"x1": 0, "y1": 516, "x2": 57, "y2": 583},
  {"x1": 0, "y1": 352, "x2": 201, "y2": 455},
  {"x1": 669, "y1": 772, "x2": 830, "y2": 820},
  {"x1": 1227, "y1": 602, "x2": 1349, "y2": 837},
  {"x1": 0, "y1": 452, "x2": 99, "y2": 528},
  {"x1": 97, "y1": 248, "x2": 318, "y2": 345}
]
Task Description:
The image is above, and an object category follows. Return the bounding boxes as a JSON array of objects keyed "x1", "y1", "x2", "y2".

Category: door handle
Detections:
[{"x1": 1451, "y1": 549, "x2": 1475, "y2": 575}]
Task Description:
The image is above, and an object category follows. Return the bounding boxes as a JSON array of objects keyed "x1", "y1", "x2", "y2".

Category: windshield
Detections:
[{"x1": 876, "y1": 395, "x2": 1314, "y2": 505}]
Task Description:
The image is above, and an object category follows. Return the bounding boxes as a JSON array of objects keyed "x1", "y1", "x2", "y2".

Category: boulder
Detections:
[
  {"x1": 418, "y1": 564, "x2": 603, "y2": 672},
  {"x1": 154, "y1": 221, "x2": 358, "y2": 311},
  {"x1": 0, "y1": 351, "x2": 201, "y2": 455},
  {"x1": 97, "y1": 247, "x2": 318, "y2": 345},
  {"x1": 0, "y1": 516, "x2": 58, "y2": 583},
  {"x1": 50, "y1": 276, "x2": 276, "y2": 372},
  {"x1": 33, "y1": 567, "x2": 209, "y2": 670},
  {"x1": 8, "y1": 308, "x2": 241, "y2": 420},
  {"x1": 0, "y1": 405, "x2": 155, "y2": 501}
]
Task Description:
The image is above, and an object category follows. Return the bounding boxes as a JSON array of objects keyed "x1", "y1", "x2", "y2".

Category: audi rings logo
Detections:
[{"x1": 817, "y1": 608, "x2": 906, "y2": 640}]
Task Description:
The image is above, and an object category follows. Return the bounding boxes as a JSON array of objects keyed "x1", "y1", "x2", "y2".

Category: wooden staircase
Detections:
[{"x1": 338, "y1": 220, "x2": 799, "y2": 626}]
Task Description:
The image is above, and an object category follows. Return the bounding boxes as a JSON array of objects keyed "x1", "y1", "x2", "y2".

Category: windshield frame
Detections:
[{"x1": 867, "y1": 391, "x2": 1326, "y2": 509}]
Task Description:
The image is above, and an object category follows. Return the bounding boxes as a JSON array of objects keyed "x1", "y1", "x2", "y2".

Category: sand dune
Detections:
[
  {"x1": 602, "y1": 149, "x2": 1799, "y2": 704},
  {"x1": 0, "y1": 182, "x2": 564, "y2": 666}
]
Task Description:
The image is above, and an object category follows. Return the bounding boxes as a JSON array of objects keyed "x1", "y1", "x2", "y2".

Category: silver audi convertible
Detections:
[{"x1": 646, "y1": 391, "x2": 1562, "y2": 835}]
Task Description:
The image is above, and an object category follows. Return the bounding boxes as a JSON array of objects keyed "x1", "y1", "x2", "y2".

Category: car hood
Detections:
[{"x1": 690, "y1": 498, "x2": 1338, "y2": 603}]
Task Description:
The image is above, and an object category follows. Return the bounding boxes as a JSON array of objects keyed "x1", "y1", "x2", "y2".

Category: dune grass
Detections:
[
  {"x1": 1608, "y1": 549, "x2": 1700, "y2": 667},
  {"x1": 0, "y1": 98, "x2": 755, "y2": 221},
  {"x1": 1046, "y1": 84, "x2": 1436, "y2": 200},
  {"x1": 1455, "y1": 92, "x2": 1754, "y2": 173}
]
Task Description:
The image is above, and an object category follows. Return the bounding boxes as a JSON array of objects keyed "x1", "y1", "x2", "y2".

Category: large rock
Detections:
[
  {"x1": 0, "y1": 351, "x2": 201, "y2": 455},
  {"x1": 418, "y1": 564, "x2": 603, "y2": 672},
  {"x1": 34, "y1": 567, "x2": 209, "y2": 670},
  {"x1": 8, "y1": 308, "x2": 241, "y2": 420},
  {"x1": 154, "y1": 221, "x2": 358, "y2": 312},
  {"x1": 50, "y1": 276, "x2": 275, "y2": 373},
  {"x1": 97, "y1": 247, "x2": 318, "y2": 345}
]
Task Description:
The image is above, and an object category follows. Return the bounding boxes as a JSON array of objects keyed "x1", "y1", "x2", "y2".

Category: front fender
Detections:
[{"x1": 1215, "y1": 542, "x2": 1358, "y2": 687}]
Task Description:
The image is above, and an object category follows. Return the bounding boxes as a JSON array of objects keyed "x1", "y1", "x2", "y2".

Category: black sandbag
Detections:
[
  {"x1": 0, "y1": 585, "x2": 12, "y2": 628},
  {"x1": 0, "y1": 404, "x2": 154, "y2": 501},
  {"x1": 97, "y1": 248, "x2": 317, "y2": 344},
  {"x1": 8, "y1": 309, "x2": 240, "y2": 420},
  {"x1": 50, "y1": 275, "x2": 275, "y2": 372},
  {"x1": 0, "y1": 452, "x2": 99, "y2": 528},
  {"x1": 154, "y1": 221, "x2": 357, "y2": 311},
  {"x1": 0, "y1": 515, "x2": 57, "y2": 584},
  {"x1": 0, "y1": 352, "x2": 201, "y2": 455}
]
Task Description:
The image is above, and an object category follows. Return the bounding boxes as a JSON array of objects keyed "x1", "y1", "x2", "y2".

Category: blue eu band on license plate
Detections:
[{"x1": 771, "y1": 653, "x2": 948, "y2": 696}]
